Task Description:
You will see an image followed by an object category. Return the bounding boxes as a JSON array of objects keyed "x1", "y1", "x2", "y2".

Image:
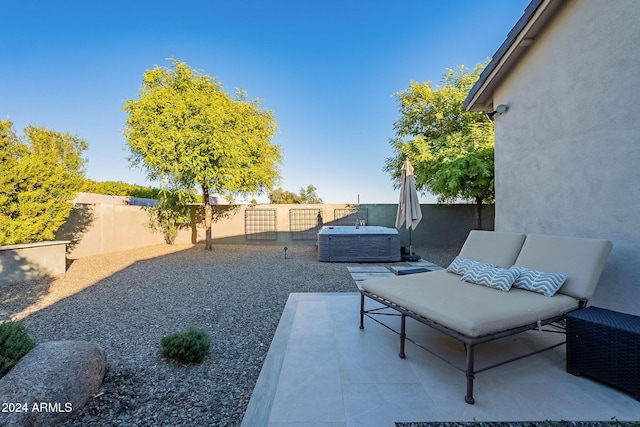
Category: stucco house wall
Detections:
[{"x1": 467, "y1": 0, "x2": 640, "y2": 313}]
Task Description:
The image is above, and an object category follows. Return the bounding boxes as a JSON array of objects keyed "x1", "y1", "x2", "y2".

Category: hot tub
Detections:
[{"x1": 317, "y1": 226, "x2": 401, "y2": 262}]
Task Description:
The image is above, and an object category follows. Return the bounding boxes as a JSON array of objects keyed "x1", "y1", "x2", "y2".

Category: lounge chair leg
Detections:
[
  {"x1": 465, "y1": 344, "x2": 475, "y2": 404},
  {"x1": 399, "y1": 314, "x2": 406, "y2": 358},
  {"x1": 359, "y1": 293, "x2": 365, "y2": 329}
]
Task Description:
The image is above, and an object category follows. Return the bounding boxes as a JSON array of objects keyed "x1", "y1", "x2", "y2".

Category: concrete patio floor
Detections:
[{"x1": 241, "y1": 269, "x2": 640, "y2": 426}]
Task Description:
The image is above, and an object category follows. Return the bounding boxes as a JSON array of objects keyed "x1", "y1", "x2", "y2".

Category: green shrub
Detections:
[
  {"x1": 160, "y1": 327, "x2": 210, "y2": 365},
  {"x1": 0, "y1": 121, "x2": 88, "y2": 245},
  {"x1": 0, "y1": 320, "x2": 36, "y2": 378}
]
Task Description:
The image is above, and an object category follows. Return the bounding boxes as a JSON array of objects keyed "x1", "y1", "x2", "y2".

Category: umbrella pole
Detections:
[{"x1": 403, "y1": 227, "x2": 420, "y2": 261}]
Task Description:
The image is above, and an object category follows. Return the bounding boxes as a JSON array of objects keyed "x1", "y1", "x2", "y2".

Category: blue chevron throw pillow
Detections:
[
  {"x1": 446, "y1": 256, "x2": 475, "y2": 275},
  {"x1": 509, "y1": 266, "x2": 567, "y2": 297},
  {"x1": 446, "y1": 257, "x2": 495, "y2": 276},
  {"x1": 462, "y1": 266, "x2": 518, "y2": 292}
]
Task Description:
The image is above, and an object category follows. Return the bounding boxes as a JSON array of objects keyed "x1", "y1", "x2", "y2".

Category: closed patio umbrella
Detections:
[{"x1": 395, "y1": 159, "x2": 422, "y2": 259}]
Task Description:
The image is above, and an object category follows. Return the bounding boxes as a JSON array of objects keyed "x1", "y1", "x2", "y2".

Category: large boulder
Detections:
[{"x1": 0, "y1": 341, "x2": 107, "y2": 427}]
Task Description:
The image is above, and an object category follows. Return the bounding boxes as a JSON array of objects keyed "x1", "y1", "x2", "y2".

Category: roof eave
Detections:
[{"x1": 464, "y1": 0, "x2": 566, "y2": 112}]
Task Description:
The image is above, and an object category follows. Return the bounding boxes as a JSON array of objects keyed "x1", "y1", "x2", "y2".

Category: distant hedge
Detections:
[{"x1": 81, "y1": 179, "x2": 161, "y2": 199}]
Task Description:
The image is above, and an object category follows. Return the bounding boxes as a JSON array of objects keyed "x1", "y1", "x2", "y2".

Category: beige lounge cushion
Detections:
[
  {"x1": 458, "y1": 230, "x2": 526, "y2": 268},
  {"x1": 362, "y1": 270, "x2": 579, "y2": 338},
  {"x1": 514, "y1": 234, "x2": 613, "y2": 301}
]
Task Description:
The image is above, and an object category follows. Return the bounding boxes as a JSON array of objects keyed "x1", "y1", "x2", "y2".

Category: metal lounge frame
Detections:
[{"x1": 359, "y1": 290, "x2": 578, "y2": 404}]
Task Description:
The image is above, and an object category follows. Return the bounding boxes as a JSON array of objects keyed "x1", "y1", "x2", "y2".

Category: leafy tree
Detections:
[
  {"x1": 298, "y1": 184, "x2": 323, "y2": 204},
  {"x1": 146, "y1": 188, "x2": 198, "y2": 244},
  {"x1": 269, "y1": 184, "x2": 322, "y2": 204},
  {"x1": 0, "y1": 120, "x2": 87, "y2": 245},
  {"x1": 384, "y1": 64, "x2": 494, "y2": 229},
  {"x1": 269, "y1": 188, "x2": 298, "y2": 204},
  {"x1": 123, "y1": 59, "x2": 282, "y2": 250}
]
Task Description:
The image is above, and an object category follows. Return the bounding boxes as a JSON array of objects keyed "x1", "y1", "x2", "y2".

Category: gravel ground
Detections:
[{"x1": 3, "y1": 243, "x2": 457, "y2": 427}]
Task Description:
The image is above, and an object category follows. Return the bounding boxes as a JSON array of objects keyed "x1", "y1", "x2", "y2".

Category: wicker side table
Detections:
[{"x1": 566, "y1": 306, "x2": 640, "y2": 400}]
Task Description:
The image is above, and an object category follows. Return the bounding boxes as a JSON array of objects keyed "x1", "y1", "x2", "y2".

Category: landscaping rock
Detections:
[{"x1": 0, "y1": 341, "x2": 107, "y2": 427}]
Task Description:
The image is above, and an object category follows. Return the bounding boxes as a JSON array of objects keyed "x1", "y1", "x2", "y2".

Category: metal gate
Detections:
[
  {"x1": 289, "y1": 208, "x2": 323, "y2": 240},
  {"x1": 244, "y1": 209, "x2": 277, "y2": 240},
  {"x1": 333, "y1": 207, "x2": 368, "y2": 226}
]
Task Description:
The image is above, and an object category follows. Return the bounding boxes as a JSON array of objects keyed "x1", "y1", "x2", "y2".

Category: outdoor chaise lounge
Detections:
[{"x1": 359, "y1": 230, "x2": 613, "y2": 404}]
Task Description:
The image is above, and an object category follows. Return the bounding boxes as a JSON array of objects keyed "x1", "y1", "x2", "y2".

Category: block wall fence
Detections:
[
  {"x1": 56, "y1": 202, "x2": 495, "y2": 259},
  {"x1": 0, "y1": 202, "x2": 493, "y2": 286}
]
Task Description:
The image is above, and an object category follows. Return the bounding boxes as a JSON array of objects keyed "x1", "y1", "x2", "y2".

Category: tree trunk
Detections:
[
  {"x1": 475, "y1": 197, "x2": 483, "y2": 230},
  {"x1": 189, "y1": 205, "x2": 198, "y2": 244},
  {"x1": 202, "y1": 185, "x2": 213, "y2": 251}
]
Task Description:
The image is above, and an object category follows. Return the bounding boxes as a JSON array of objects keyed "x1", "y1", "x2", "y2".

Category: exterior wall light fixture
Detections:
[{"x1": 486, "y1": 104, "x2": 509, "y2": 120}]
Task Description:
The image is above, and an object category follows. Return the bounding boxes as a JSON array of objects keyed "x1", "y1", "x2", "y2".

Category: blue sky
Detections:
[{"x1": 1, "y1": 0, "x2": 529, "y2": 204}]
